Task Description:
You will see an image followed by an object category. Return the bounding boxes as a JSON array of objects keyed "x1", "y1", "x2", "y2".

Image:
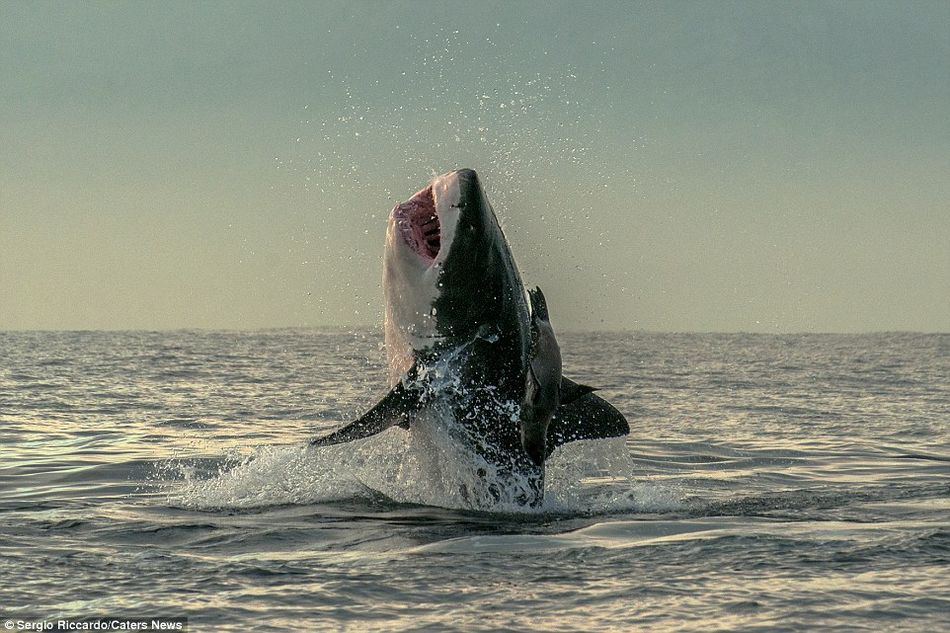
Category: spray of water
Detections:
[{"x1": 164, "y1": 423, "x2": 683, "y2": 515}]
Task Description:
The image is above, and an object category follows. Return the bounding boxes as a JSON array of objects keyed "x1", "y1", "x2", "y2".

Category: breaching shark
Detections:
[{"x1": 311, "y1": 168, "x2": 628, "y2": 507}]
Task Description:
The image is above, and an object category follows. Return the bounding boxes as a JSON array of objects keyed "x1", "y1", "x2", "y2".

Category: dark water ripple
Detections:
[{"x1": 0, "y1": 330, "x2": 948, "y2": 631}]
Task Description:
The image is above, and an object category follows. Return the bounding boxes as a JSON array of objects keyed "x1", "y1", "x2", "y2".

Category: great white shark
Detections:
[{"x1": 311, "y1": 168, "x2": 628, "y2": 507}]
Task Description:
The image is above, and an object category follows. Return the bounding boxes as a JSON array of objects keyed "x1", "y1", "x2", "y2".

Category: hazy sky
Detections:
[{"x1": 2, "y1": 1, "x2": 948, "y2": 332}]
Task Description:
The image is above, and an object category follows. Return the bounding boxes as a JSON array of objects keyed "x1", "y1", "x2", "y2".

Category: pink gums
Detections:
[{"x1": 394, "y1": 185, "x2": 441, "y2": 263}]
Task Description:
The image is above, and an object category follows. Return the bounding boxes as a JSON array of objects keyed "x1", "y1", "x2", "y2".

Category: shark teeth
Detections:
[{"x1": 394, "y1": 185, "x2": 440, "y2": 262}]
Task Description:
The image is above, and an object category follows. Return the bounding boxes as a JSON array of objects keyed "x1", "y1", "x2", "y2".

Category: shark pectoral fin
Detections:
[
  {"x1": 560, "y1": 376, "x2": 598, "y2": 405},
  {"x1": 544, "y1": 392, "x2": 629, "y2": 460},
  {"x1": 310, "y1": 378, "x2": 423, "y2": 447}
]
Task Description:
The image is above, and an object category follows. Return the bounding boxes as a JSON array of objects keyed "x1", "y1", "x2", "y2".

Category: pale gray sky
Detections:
[{"x1": 1, "y1": 1, "x2": 948, "y2": 332}]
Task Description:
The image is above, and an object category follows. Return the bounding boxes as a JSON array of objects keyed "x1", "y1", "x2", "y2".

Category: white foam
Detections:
[
  {"x1": 544, "y1": 437, "x2": 688, "y2": 514},
  {"x1": 165, "y1": 421, "x2": 684, "y2": 514},
  {"x1": 166, "y1": 443, "x2": 371, "y2": 510}
]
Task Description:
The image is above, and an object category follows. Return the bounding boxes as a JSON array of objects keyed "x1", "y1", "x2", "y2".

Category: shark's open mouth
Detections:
[{"x1": 394, "y1": 185, "x2": 441, "y2": 263}]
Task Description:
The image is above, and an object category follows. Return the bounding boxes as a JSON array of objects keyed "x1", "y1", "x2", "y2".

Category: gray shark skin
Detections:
[{"x1": 311, "y1": 169, "x2": 628, "y2": 508}]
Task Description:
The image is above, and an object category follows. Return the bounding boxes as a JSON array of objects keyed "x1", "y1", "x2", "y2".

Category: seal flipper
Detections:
[
  {"x1": 544, "y1": 391, "x2": 629, "y2": 460},
  {"x1": 310, "y1": 367, "x2": 426, "y2": 446}
]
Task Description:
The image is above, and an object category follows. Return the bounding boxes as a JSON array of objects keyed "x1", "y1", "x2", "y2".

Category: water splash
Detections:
[{"x1": 164, "y1": 423, "x2": 684, "y2": 515}]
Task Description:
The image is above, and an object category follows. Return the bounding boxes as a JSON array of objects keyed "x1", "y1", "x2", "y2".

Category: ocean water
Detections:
[{"x1": 1, "y1": 329, "x2": 947, "y2": 632}]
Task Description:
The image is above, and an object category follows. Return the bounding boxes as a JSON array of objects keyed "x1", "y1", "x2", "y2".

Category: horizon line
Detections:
[{"x1": 1, "y1": 326, "x2": 946, "y2": 336}]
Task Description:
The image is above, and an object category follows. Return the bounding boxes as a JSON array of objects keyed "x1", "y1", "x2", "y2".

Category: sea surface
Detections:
[{"x1": 1, "y1": 330, "x2": 947, "y2": 632}]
